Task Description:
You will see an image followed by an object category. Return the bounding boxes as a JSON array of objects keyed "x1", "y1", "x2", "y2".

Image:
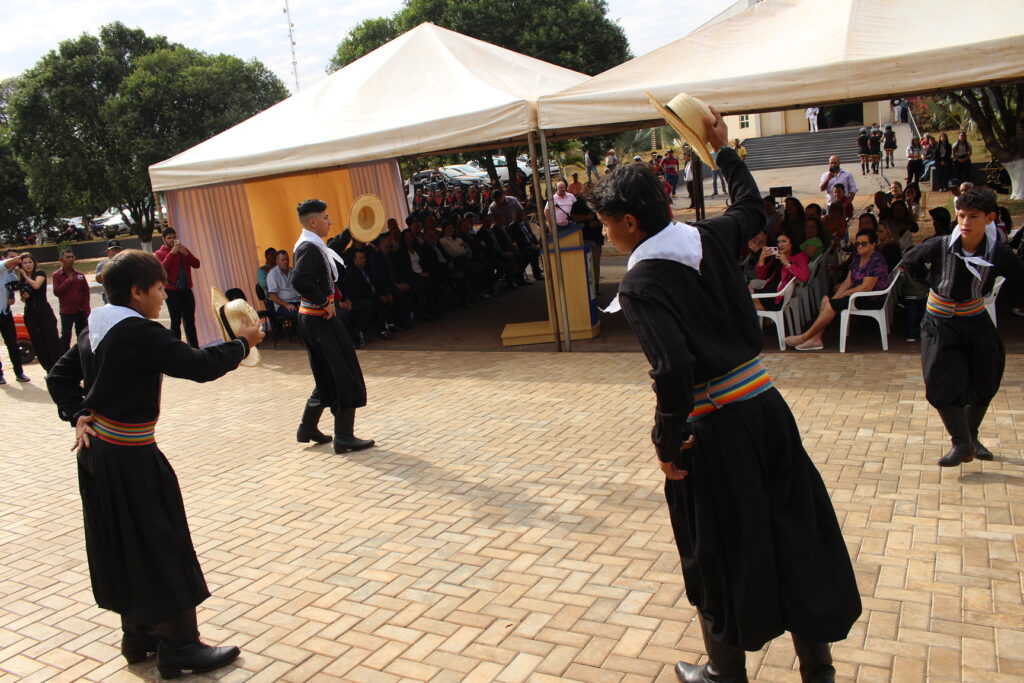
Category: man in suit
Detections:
[{"x1": 342, "y1": 249, "x2": 393, "y2": 344}]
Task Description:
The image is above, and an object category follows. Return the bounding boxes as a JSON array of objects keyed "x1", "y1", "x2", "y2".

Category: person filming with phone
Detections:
[
  {"x1": 749, "y1": 231, "x2": 809, "y2": 311},
  {"x1": 154, "y1": 227, "x2": 201, "y2": 347}
]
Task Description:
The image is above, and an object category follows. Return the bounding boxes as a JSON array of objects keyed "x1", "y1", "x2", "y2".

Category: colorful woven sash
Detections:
[
  {"x1": 926, "y1": 291, "x2": 985, "y2": 318},
  {"x1": 93, "y1": 414, "x2": 157, "y2": 446},
  {"x1": 299, "y1": 294, "x2": 335, "y2": 317},
  {"x1": 688, "y1": 357, "x2": 774, "y2": 422}
]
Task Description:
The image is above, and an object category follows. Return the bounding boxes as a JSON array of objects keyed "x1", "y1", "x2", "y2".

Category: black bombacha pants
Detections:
[{"x1": 920, "y1": 313, "x2": 1004, "y2": 409}]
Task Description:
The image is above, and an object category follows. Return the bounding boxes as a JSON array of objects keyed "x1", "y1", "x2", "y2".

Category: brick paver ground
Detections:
[{"x1": 1, "y1": 346, "x2": 1022, "y2": 682}]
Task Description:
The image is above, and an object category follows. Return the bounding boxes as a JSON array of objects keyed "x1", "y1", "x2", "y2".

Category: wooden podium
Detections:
[{"x1": 501, "y1": 225, "x2": 600, "y2": 346}]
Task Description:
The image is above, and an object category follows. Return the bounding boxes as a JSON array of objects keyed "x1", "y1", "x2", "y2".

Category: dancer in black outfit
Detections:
[
  {"x1": 46, "y1": 250, "x2": 263, "y2": 678},
  {"x1": 291, "y1": 199, "x2": 375, "y2": 453},
  {"x1": 901, "y1": 187, "x2": 1024, "y2": 467},
  {"x1": 591, "y1": 103, "x2": 860, "y2": 683}
]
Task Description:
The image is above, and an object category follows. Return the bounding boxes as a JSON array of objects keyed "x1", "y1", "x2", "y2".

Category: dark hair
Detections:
[
  {"x1": 492, "y1": 188, "x2": 505, "y2": 199},
  {"x1": 803, "y1": 216, "x2": 830, "y2": 249},
  {"x1": 957, "y1": 187, "x2": 997, "y2": 214},
  {"x1": 855, "y1": 228, "x2": 879, "y2": 244},
  {"x1": 297, "y1": 198, "x2": 328, "y2": 218},
  {"x1": 264, "y1": 247, "x2": 277, "y2": 257},
  {"x1": 60, "y1": 248, "x2": 75, "y2": 258},
  {"x1": 225, "y1": 288, "x2": 246, "y2": 301},
  {"x1": 858, "y1": 212, "x2": 879, "y2": 230},
  {"x1": 805, "y1": 202, "x2": 822, "y2": 216},
  {"x1": 928, "y1": 207, "x2": 952, "y2": 235},
  {"x1": 162, "y1": 227, "x2": 177, "y2": 238},
  {"x1": 102, "y1": 250, "x2": 167, "y2": 306},
  {"x1": 19, "y1": 252, "x2": 38, "y2": 271},
  {"x1": 275, "y1": 249, "x2": 288, "y2": 258},
  {"x1": 587, "y1": 162, "x2": 671, "y2": 235}
]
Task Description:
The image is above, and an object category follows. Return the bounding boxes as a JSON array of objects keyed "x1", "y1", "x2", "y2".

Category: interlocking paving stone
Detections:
[{"x1": 0, "y1": 348, "x2": 1021, "y2": 681}]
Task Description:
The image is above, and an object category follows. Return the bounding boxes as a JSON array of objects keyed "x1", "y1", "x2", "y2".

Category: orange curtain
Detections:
[
  {"x1": 243, "y1": 168, "x2": 355, "y2": 259},
  {"x1": 165, "y1": 182, "x2": 258, "y2": 347},
  {"x1": 349, "y1": 158, "x2": 409, "y2": 230}
]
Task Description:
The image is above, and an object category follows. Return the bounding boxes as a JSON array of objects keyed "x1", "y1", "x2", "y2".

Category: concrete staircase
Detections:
[{"x1": 740, "y1": 126, "x2": 862, "y2": 171}]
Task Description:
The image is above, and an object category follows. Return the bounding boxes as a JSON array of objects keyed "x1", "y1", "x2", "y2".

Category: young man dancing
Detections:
[
  {"x1": 291, "y1": 199, "x2": 375, "y2": 453},
  {"x1": 902, "y1": 187, "x2": 1024, "y2": 466},
  {"x1": 591, "y1": 103, "x2": 860, "y2": 683}
]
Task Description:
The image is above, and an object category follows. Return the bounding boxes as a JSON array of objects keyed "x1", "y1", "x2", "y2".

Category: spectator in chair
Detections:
[
  {"x1": 889, "y1": 200, "x2": 919, "y2": 251},
  {"x1": 267, "y1": 250, "x2": 301, "y2": 324},
  {"x1": 750, "y1": 232, "x2": 810, "y2": 311},
  {"x1": 801, "y1": 216, "x2": 829, "y2": 261},
  {"x1": 785, "y1": 229, "x2": 890, "y2": 351},
  {"x1": 343, "y1": 249, "x2": 393, "y2": 343},
  {"x1": 876, "y1": 220, "x2": 904, "y2": 272}
]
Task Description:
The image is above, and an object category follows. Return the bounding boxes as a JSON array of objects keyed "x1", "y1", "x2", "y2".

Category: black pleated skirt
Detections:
[
  {"x1": 77, "y1": 440, "x2": 209, "y2": 624},
  {"x1": 665, "y1": 387, "x2": 861, "y2": 651},
  {"x1": 298, "y1": 314, "x2": 367, "y2": 410}
]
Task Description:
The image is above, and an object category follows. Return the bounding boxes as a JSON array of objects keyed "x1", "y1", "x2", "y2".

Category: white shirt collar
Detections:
[
  {"x1": 947, "y1": 221, "x2": 998, "y2": 280},
  {"x1": 604, "y1": 221, "x2": 702, "y2": 313},
  {"x1": 88, "y1": 305, "x2": 144, "y2": 350}
]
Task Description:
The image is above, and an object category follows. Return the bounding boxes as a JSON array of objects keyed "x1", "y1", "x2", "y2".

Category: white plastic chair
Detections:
[
  {"x1": 751, "y1": 277, "x2": 798, "y2": 351},
  {"x1": 985, "y1": 276, "x2": 1006, "y2": 326},
  {"x1": 839, "y1": 270, "x2": 902, "y2": 352}
]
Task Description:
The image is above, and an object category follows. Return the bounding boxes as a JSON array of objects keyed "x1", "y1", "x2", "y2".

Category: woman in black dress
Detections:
[
  {"x1": 46, "y1": 250, "x2": 263, "y2": 679},
  {"x1": 16, "y1": 253, "x2": 61, "y2": 371},
  {"x1": 932, "y1": 132, "x2": 953, "y2": 191}
]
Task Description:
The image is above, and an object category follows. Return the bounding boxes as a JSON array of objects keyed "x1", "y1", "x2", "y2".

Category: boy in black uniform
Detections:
[
  {"x1": 291, "y1": 199, "x2": 375, "y2": 453},
  {"x1": 902, "y1": 187, "x2": 1024, "y2": 466},
  {"x1": 46, "y1": 250, "x2": 263, "y2": 678},
  {"x1": 591, "y1": 105, "x2": 860, "y2": 683}
]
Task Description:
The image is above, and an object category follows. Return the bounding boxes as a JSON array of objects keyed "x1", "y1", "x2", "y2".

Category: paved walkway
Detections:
[{"x1": 1, "y1": 347, "x2": 1022, "y2": 682}]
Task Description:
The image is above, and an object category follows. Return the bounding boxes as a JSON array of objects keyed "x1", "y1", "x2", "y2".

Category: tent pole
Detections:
[
  {"x1": 693, "y1": 155, "x2": 706, "y2": 221},
  {"x1": 527, "y1": 131, "x2": 562, "y2": 351},
  {"x1": 539, "y1": 129, "x2": 572, "y2": 352}
]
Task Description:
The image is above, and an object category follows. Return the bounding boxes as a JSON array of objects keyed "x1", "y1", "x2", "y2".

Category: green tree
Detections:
[
  {"x1": 947, "y1": 85, "x2": 1024, "y2": 199},
  {"x1": 9, "y1": 22, "x2": 288, "y2": 244},
  {"x1": 328, "y1": 0, "x2": 631, "y2": 197}
]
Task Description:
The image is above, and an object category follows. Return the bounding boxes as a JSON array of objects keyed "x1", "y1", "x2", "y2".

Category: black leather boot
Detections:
[
  {"x1": 296, "y1": 404, "x2": 331, "y2": 444},
  {"x1": 937, "y1": 407, "x2": 976, "y2": 467},
  {"x1": 333, "y1": 407, "x2": 375, "y2": 453},
  {"x1": 121, "y1": 619, "x2": 158, "y2": 664},
  {"x1": 155, "y1": 608, "x2": 240, "y2": 679},
  {"x1": 675, "y1": 614, "x2": 748, "y2": 682},
  {"x1": 965, "y1": 405, "x2": 993, "y2": 460},
  {"x1": 791, "y1": 634, "x2": 836, "y2": 683}
]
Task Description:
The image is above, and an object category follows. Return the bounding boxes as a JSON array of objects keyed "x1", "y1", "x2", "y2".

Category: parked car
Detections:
[
  {"x1": 13, "y1": 314, "x2": 34, "y2": 364},
  {"x1": 466, "y1": 156, "x2": 560, "y2": 184},
  {"x1": 92, "y1": 208, "x2": 132, "y2": 238}
]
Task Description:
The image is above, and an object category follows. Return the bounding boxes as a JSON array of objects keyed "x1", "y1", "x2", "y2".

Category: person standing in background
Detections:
[
  {"x1": 154, "y1": 228, "x2": 201, "y2": 347},
  {"x1": 52, "y1": 248, "x2": 91, "y2": 352}
]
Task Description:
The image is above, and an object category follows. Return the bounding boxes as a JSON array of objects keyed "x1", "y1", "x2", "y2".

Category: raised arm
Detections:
[{"x1": 146, "y1": 322, "x2": 249, "y2": 382}]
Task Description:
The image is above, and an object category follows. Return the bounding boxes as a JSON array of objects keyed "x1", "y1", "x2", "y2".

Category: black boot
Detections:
[
  {"x1": 675, "y1": 614, "x2": 748, "y2": 682},
  {"x1": 333, "y1": 407, "x2": 375, "y2": 453},
  {"x1": 155, "y1": 608, "x2": 239, "y2": 679},
  {"x1": 792, "y1": 634, "x2": 836, "y2": 683},
  {"x1": 121, "y1": 618, "x2": 158, "y2": 664},
  {"x1": 965, "y1": 404, "x2": 994, "y2": 460},
  {"x1": 937, "y1": 406, "x2": 976, "y2": 467},
  {"x1": 296, "y1": 404, "x2": 331, "y2": 444}
]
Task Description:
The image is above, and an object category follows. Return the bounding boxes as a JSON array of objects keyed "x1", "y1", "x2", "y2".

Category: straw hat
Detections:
[
  {"x1": 645, "y1": 91, "x2": 717, "y2": 170},
  {"x1": 210, "y1": 287, "x2": 261, "y2": 367},
  {"x1": 349, "y1": 194, "x2": 387, "y2": 243}
]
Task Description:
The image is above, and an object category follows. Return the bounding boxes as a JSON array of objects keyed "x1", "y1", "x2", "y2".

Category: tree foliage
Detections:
[
  {"x1": 8, "y1": 22, "x2": 288, "y2": 241},
  {"x1": 329, "y1": 0, "x2": 631, "y2": 77},
  {"x1": 947, "y1": 85, "x2": 1024, "y2": 165}
]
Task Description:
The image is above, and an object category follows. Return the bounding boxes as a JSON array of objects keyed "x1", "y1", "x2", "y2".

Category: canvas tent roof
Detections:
[
  {"x1": 538, "y1": 0, "x2": 1024, "y2": 137},
  {"x1": 150, "y1": 23, "x2": 588, "y2": 191}
]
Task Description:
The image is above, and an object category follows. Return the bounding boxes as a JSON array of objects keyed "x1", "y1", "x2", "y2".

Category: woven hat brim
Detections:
[
  {"x1": 349, "y1": 194, "x2": 387, "y2": 243},
  {"x1": 209, "y1": 287, "x2": 260, "y2": 367},
  {"x1": 645, "y1": 91, "x2": 717, "y2": 170}
]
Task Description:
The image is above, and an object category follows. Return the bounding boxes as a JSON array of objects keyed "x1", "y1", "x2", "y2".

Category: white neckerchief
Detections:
[
  {"x1": 947, "y1": 221, "x2": 997, "y2": 280},
  {"x1": 604, "y1": 221, "x2": 702, "y2": 313},
  {"x1": 88, "y1": 304, "x2": 143, "y2": 350},
  {"x1": 294, "y1": 228, "x2": 346, "y2": 284}
]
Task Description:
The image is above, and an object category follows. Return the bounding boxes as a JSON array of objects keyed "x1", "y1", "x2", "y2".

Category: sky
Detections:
[{"x1": 0, "y1": 0, "x2": 737, "y2": 91}]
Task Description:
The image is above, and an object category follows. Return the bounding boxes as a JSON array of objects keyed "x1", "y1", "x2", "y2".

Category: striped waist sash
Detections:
[
  {"x1": 926, "y1": 291, "x2": 985, "y2": 318},
  {"x1": 93, "y1": 414, "x2": 157, "y2": 446},
  {"x1": 299, "y1": 294, "x2": 335, "y2": 317},
  {"x1": 688, "y1": 358, "x2": 774, "y2": 422}
]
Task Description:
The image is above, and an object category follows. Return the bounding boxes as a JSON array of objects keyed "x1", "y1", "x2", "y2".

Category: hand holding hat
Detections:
[
  {"x1": 646, "y1": 92, "x2": 728, "y2": 169},
  {"x1": 210, "y1": 287, "x2": 263, "y2": 367}
]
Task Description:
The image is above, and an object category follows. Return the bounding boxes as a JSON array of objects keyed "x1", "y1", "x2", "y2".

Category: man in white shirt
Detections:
[
  {"x1": 819, "y1": 155, "x2": 858, "y2": 204},
  {"x1": 545, "y1": 181, "x2": 576, "y2": 229},
  {"x1": 267, "y1": 250, "x2": 301, "y2": 322},
  {"x1": 806, "y1": 106, "x2": 819, "y2": 132}
]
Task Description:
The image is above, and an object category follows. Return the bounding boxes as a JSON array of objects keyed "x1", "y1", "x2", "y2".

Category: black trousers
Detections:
[
  {"x1": 906, "y1": 159, "x2": 924, "y2": 187},
  {"x1": 921, "y1": 313, "x2": 1004, "y2": 409},
  {"x1": 165, "y1": 289, "x2": 198, "y2": 348},
  {"x1": 60, "y1": 311, "x2": 88, "y2": 353},
  {"x1": 0, "y1": 311, "x2": 24, "y2": 376}
]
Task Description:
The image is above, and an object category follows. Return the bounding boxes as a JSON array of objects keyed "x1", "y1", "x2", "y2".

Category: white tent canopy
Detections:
[
  {"x1": 538, "y1": 0, "x2": 1024, "y2": 136},
  {"x1": 150, "y1": 23, "x2": 587, "y2": 191}
]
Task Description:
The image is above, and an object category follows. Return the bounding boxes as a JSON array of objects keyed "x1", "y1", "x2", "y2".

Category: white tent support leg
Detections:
[
  {"x1": 539, "y1": 129, "x2": 572, "y2": 352},
  {"x1": 527, "y1": 130, "x2": 563, "y2": 351}
]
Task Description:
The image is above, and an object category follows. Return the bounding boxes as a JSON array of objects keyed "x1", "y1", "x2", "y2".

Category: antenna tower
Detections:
[{"x1": 282, "y1": 0, "x2": 300, "y2": 91}]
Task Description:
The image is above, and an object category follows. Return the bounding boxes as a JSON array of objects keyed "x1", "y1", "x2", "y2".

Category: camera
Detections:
[{"x1": 766, "y1": 247, "x2": 779, "y2": 256}]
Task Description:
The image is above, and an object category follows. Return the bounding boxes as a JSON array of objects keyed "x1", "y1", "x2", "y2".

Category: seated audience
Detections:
[
  {"x1": 876, "y1": 220, "x2": 903, "y2": 272},
  {"x1": 873, "y1": 191, "x2": 892, "y2": 221},
  {"x1": 888, "y1": 200, "x2": 919, "y2": 250},
  {"x1": 750, "y1": 232, "x2": 810, "y2": 311},
  {"x1": 266, "y1": 250, "x2": 301, "y2": 324},
  {"x1": 928, "y1": 206, "x2": 953, "y2": 237},
  {"x1": 342, "y1": 249, "x2": 393, "y2": 344},
  {"x1": 903, "y1": 183, "x2": 922, "y2": 220},
  {"x1": 784, "y1": 229, "x2": 891, "y2": 351},
  {"x1": 801, "y1": 216, "x2": 830, "y2": 260}
]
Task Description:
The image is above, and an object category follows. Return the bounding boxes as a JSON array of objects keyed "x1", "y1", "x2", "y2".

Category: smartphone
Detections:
[{"x1": 767, "y1": 247, "x2": 779, "y2": 256}]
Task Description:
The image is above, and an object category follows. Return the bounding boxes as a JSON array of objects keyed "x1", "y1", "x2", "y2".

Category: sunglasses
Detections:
[{"x1": 855, "y1": 241, "x2": 871, "y2": 247}]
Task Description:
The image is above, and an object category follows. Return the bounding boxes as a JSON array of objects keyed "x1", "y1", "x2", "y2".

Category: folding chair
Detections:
[
  {"x1": 839, "y1": 270, "x2": 902, "y2": 352},
  {"x1": 751, "y1": 277, "x2": 798, "y2": 351}
]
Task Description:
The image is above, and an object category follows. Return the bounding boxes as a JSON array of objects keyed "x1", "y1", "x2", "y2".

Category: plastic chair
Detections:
[
  {"x1": 985, "y1": 276, "x2": 1006, "y2": 326},
  {"x1": 751, "y1": 277, "x2": 798, "y2": 351},
  {"x1": 839, "y1": 270, "x2": 902, "y2": 352}
]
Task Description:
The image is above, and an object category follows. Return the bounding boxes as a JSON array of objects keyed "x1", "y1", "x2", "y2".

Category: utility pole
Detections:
[{"x1": 282, "y1": 0, "x2": 300, "y2": 92}]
